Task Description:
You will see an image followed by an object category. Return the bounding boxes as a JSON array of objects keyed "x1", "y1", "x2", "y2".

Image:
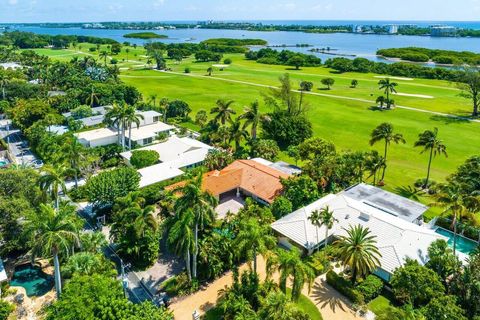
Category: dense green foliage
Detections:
[
  {"x1": 326, "y1": 271, "x2": 365, "y2": 304},
  {"x1": 377, "y1": 47, "x2": 480, "y2": 65},
  {"x1": 201, "y1": 38, "x2": 267, "y2": 46},
  {"x1": 85, "y1": 167, "x2": 140, "y2": 208},
  {"x1": 46, "y1": 274, "x2": 172, "y2": 319},
  {"x1": 0, "y1": 300, "x2": 14, "y2": 320},
  {"x1": 123, "y1": 32, "x2": 168, "y2": 39},
  {"x1": 130, "y1": 150, "x2": 160, "y2": 169},
  {"x1": 246, "y1": 48, "x2": 321, "y2": 67}
]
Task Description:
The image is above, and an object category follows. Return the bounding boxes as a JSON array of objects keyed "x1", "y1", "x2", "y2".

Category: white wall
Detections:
[{"x1": 89, "y1": 135, "x2": 118, "y2": 148}]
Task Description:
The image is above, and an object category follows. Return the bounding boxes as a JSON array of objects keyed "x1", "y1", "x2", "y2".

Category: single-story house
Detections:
[
  {"x1": 271, "y1": 192, "x2": 447, "y2": 282},
  {"x1": 121, "y1": 136, "x2": 214, "y2": 188},
  {"x1": 167, "y1": 158, "x2": 293, "y2": 217},
  {"x1": 124, "y1": 121, "x2": 174, "y2": 147},
  {"x1": 75, "y1": 128, "x2": 118, "y2": 148},
  {"x1": 63, "y1": 106, "x2": 108, "y2": 128}
]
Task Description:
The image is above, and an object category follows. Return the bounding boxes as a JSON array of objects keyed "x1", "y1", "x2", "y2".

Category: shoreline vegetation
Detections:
[
  {"x1": 123, "y1": 32, "x2": 168, "y2": 39},
  {"x1": 377, "y1": 47, "x2": 480, "y2": 66},
  {"x1": 9, "y1": 21, "x2": 480, "y2": 38}
]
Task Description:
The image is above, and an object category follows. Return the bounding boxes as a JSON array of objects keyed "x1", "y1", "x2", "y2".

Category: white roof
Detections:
[
  {"x1": 0, "y1": 62, "x2": 22, "y2": 69},
  {"x1": 252, "y1": 157, "x2": 274, "y2": 166},
  {"x1": 137, "y1": 163, "x2": 184, "y2": 188},
  {"x1": 75, "y1": 128, "x2": 117, "y2": 141},
  {"x1": 0, "y1": 259, "x2": 7, "y2": 283},
  {"x1": 271, "y1": 193, "x2": 447, "y2": 274},
  {"x1": 128, "y1": 122, "x2": 174, "y2": 141},
  {"x1": 122, "y1": 136, "x2": 213, "y2": 187},
  {"x1": 137, "y1": 110, "x2": 162, "y2": 118}
]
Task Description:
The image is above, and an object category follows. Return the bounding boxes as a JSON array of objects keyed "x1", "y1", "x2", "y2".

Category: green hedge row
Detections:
[{"x1": 326, "y1": 271, "x2": 365, "y2": 304}]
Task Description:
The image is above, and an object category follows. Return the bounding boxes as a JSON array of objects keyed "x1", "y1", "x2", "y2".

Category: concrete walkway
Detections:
[{"x1": 169, "y1": 256, "x2": 361, "y2": 320}]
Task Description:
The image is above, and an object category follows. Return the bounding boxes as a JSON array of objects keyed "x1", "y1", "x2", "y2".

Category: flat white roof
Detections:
[
  {"x1": 138, "y1": 163, "x2": 184, "y2": 188},
  {"x1": 75, "y1": 128, "x2": 117, "y2": 141},
  {"x1": 128, "y1": 122, "x2": 174, "y2": 142},
  {"x1": 271, "y1": 193, "x2": 447, "y2": 274},
  {"x1": 138, "y1": 110, "x2": 162, "y2": 117},
  {"x1": 0, "y1": 259, "x2": 7, "y2": 283}
]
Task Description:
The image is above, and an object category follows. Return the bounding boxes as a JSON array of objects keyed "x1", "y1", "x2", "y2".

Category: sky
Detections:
[{"x1": 1, "y1": 0, "x2": 480, "y2": 23}]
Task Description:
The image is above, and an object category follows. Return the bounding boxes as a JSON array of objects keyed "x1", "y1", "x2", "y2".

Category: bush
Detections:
[
  {"x1": 130, "y1": 150, "x2": 160, "y2": 169},
  {"x1": 271, "y1": 196, "x2": 293, "y2": 219},
  {"x1": 224, "y1": 58, "x2": 232, "y2": 64},
  {"x1": 356, "y1": 275, "x2": 384, "y2": 302},
  {"x1": 300, "y1": 81, "x2": 314, "y2": 91},
  {"x1": 0, "y1": 300, "x2": 14, "y2": 320},
  {"x1": 184, "y1": 67, "x2": 191, "y2": 73},
  {"x1": 307, "y1": 250, "x2": 331, "y2": 276},
  {"x1": 110, "y1": 58, "x2": 118, "y2": 64},
  {"x1": 326, "y1": 271, "x2": 365, "y2": 304}
]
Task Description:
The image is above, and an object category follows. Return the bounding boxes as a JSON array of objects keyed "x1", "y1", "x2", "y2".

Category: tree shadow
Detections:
[
  {"x1": 368, "y1": 106, "x2": 390, "y2": 112},
  {"x1": 309, "y1": 279, "x2": 351, "y2": 313},
  {"x1": 285, "y1": 67, "x2": 302, "y2": 71},
  {"x1": 394, "y1": 185, "x2": 421, "y2": 201},
  {"x1": 318, "y1": 87, "x2": 331, "y2": 91},
  {"x1": 429, "y1": 114, "x2": 471, "y2": 125}
]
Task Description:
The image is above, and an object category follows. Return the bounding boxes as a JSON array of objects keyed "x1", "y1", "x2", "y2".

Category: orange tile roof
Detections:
[{"x1": 166, "y1": 160, "x2": 291, "y2": 204}]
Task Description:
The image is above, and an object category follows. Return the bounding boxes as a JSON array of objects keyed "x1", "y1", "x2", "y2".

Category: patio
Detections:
[{"x1": 215, "y1": 192, "x2": 245, "y2": 219}]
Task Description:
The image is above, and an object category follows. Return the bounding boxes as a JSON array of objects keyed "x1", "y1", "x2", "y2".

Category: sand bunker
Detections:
[
  {"x1": 212, "y1": 64, "x2": 230, "y2": 68},
  {"x1": 374, "y1": 76, "x2": 414, "y2": 81},
  {"x1": 393, "y1": 92, "x2": 434, "y2": 99}
]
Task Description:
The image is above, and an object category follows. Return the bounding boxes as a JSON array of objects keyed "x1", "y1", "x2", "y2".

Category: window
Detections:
[
  {"x1": 142, "y1": 137, "x2": 153, "y2": 145},
  {"x1": 153, "y1": 116, "x2": 160, "y2": 123}
]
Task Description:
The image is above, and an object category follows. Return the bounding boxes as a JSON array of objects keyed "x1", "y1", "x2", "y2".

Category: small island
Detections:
[{"x1": 123, "y1": 32, "x2": 168, "y2": 39}]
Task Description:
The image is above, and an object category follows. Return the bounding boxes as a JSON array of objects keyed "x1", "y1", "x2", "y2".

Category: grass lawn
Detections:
[
  {"x1": 36, "y1": 45, "x2": 480, "y2": 214},
  {"x1": 202, "y1": 289, "x2": 323, "y2": 320},
  {"x1": 368, "y1": 295, "x2": 392, "y2": 315}
]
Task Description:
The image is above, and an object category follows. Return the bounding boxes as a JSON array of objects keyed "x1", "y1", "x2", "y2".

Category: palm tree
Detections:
[
  {"x1": 105, "y1": 103, "x2": 129, "y2": 149},
  {"x1": 229, "y1": 119, "x2": 249, "y2": 152},
  {"x1": 61, "y1": 135, "x2": 88, "y2": 189},
  {"x1": 378, "y1": 78, "x2": 398, "y2": 108},
  {"x1": 133, "y1": 205, "x2": 158, "y2": 237},
  {"x1": 24, "y1": 204, "x2": 80, "y2": 297},
  {"x1": 148, "y1": 94, "x2": 158, "y2": 108},
  {"x1": 335, "y1": 225, "x2": 381, "y2": 284},
  {"x1": 125, "y1": 48, "x2": 130, "y2": 62},
  {"x1": 0, "y1": 72, "x2": 9, "y2": 100},
  {"x1": 210, "y1": 99, "x2": 236, "y2": 125},
  {"x1": 365, "y1": 151, "x2": 386, "y2": 185},
  {"x1": 99, "y1": 50, "x2": 109, "y2": 66},
  {"x1": 309, "y1": 207, "x2": 337, "y2": 250},
  {"x1": 207, "y1": 67, "x2": 213, "y2": 76},
  {"x1": 376, "y1": 96, "x2": 386, "y2": 109},
  {"x1": 38, "y1": 165, "x2": 68, "y2": 209},
  {"x1": 124, "y1": 105, "x2": 144, "y2": 150},
  {"x1": 236, "y1": 217, "x2": 276, "y2": 275},
  {"x1": 369, "y1": 122, "x2": 406, "y2": 182},
  {"x1": 266, "y1": 247, "x2": 315, "y2": 301},
  {"x1": 173, "y1": 174, "x2": 217, "y2": 278},
  {"x1": 414, "y1": 128, "x2": 447, "y2": 188},
  {"x1": 168, "y1": 210, "x2": 195, "y2": 281},
  {"x1": 85, "y1": 86, "x2": 99, "y2": 107},
  {"x1": 238, "y1": 101, "x2": 262, "y2": 140},
  {"x1": 159, "y1": 98, "x2": 169, "y2": 123},
  {"x1": 431, "y1": 183, "x2": 477, "y2": 256}
]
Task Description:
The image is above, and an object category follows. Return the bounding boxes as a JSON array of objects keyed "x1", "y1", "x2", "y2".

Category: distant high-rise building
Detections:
[
  {"x1": 430, "y1": 25, "x2": 457, "y2": 37},
  {"x1": 388, "y1": 25, "x2": 399, "y2": 34}
]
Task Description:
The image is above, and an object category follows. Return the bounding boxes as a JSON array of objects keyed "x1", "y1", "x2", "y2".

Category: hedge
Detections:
[
  {"x1": 326, "y1": 271, "x2": 364, "y2": 304},
  {"x1": 356, "y1": 275, "x2": 384, "y2": 302}
]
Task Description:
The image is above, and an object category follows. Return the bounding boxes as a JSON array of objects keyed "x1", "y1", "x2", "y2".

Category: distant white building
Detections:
[
  {"x1": 431, "y1": 25, "x2": 457, "y2": 37},
  {"x1": 121, "y1": 136, "x2": 214, "y2": 187},
  {"x1": 0, "y1": 62, "x2": 22, "y2": 70},
  {"x1": 388, "y1": 25, "x2": 399, "y2": 34},
  {"x1": 271, "y1": 185, "x2": 449, "y2": 281}
]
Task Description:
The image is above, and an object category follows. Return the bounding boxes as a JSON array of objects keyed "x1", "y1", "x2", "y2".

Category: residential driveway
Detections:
[
  {"x1": 0, "y1": 120, "x2": 41, "y2": 167},
  {"x1": 136, "y1": 251, "x2": 184, "y2": 294}
]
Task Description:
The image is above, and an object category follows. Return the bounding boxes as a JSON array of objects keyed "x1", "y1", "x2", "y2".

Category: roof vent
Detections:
[{"x1": 359, "y1": 212, "x2": 370, "y2": 221}]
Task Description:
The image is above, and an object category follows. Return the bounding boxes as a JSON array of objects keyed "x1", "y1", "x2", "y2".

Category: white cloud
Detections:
[
  {"x1": 8, "y1": 0, "x2": 18, "y2": 5},
  {"x1": 153, "y1": 0, "x2": 165, "y2": 8}
]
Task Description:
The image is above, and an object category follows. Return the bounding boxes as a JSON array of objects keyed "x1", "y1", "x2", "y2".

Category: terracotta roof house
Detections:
[{"x1": 167, "y1": 158, "x2": 294, "y2": 218}]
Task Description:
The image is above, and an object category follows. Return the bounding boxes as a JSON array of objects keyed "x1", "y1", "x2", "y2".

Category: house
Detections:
[
  {"x1": 63, "y1": 106, "x2": 108, "y2": 128},
  {"x1": 271, "y1": 191, "x2": 447, "y2": 281},
  {"x1": 0, "y1": 62, "x2": 22, "y2": 70},
  {"x1": 74, "y1": 110, "x2": 174, "y2": 148},
  {"x1": 166, "y1": 158, "x2": 294, "y2": 217},
  {"x1": 120, "y1": 136, "x2": 214, "y2": 188}
]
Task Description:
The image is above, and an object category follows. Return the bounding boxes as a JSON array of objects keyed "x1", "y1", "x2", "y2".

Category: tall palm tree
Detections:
[
  {"x1": 0, "y1": 72, "x2": 9, "y2": 100},
  {"x1": 124, "y1": 105, "x2": 144, "y2": 150},
  {"x1": 365, "y1": 151, "x2": 386, "y2": 185},
  {"x1": 99, "y1": 50, "x2": 109, "y2": 66},
  {"x1": 168, "y1": 210, "x2": 195, "y2": 281},
  {"x1": 309, "y1": 206, "x2": 337, "y2": 250},
  {"x1": 173, "y1": 174, "x2": 217, "y2": 278},
  {"x1": 38, "y1": 165, "x2": 68, "y2": 209},
  {"x1": 211, "y1": 99, "x2": 236, "y2": 125},
  {"x1": 378, "y1": 78, "x2": 398, "y2": 108},
  {"x1": 414, "y1": 128, "x2": 447, "y2": 188},
  {"x1": 125, "y1": 48, "x2": 130, "y2": 62},
  {"x1": 236, "y1": 217, "x2": 276, "y2": 275},
  {"x1": 308, "y1": 210, "x2": 322, "y2": 252},
  {"x1": 85, "y1": 86, "x2": 99, "y2": 107},
  {"x1": 105, "y1": 103, "x2": 128, "y2": 149},
  {"x1": 335, "y1": 225, "x2": 381, "y2": 284},
  {"x1": 431, "y1": 182, "x2": 477, "y2": 256},
  {"x1": 369, "y1": 122, "x2": 406, "y2": 182},
  {"x1": 148, "y1": 94, "x2": 158, "y2": 108},
  {"x1": 24, "y1": 204, "x2": 80, "y2": 297},
  {"x1": 133, "y1": 205, "x2": 158, "y2": 237},
  {"x1": 238, "y1": 101, "x2": 262, "y2": 140},
  {"x1": 228, "y1": 119, "x2": 249, "y2": 152},
  {"x1": 61, "y1": 135, "x2": 88, "y2": 189},
  {"x1": 266, "y1": 247, "x2": 315, "y2": 301}
]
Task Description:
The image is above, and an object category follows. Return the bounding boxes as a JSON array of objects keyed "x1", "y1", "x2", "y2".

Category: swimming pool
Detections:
[
  {"x1": 0, "y1": 160, "x2": 8, "y2": 167},
  {"x1": 10, "y1": 264, "x2": 54, "y2": 297},
  {"x1": 435, "y1": 227, "x2": 479, "y2": 255}
]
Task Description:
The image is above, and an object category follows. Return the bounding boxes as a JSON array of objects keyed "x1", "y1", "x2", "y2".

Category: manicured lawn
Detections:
[{"x1": 368, "y1": 295, "x2": 393, "y2": 315}]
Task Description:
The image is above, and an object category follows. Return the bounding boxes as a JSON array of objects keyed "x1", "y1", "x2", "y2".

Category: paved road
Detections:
[{"x1": 0, "y1": 120, "x2": 41, "y2": 167}]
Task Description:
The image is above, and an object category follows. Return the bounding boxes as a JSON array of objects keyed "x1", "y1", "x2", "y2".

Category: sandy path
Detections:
[
  {"x1": 123, "y1": 70, "x2": 480, "y2": 124},
  {"x1": 374, "y1": 75, "x2": 414, "y2": 81},
  {"x1": 393, "y1": 92, "x2": 434, "y2": 99},
  {"x1": 169, "y1": 256, "x2": 360, "y2": 320}
]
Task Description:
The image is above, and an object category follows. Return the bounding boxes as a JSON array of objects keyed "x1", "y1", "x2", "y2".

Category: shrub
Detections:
[
  {"x1": 110, "y1": 58, "x2": 118, "y2": 64},
  {"x1": 271, "y1": 196, "x2": 293, "y2": 219},
  {"x1": 300, "y1": 81, "x2": 314, "y2": 91},
  {"x1": 0, "y1": 300, "x2": 14, "y2": 320},
  {"x1": 184, "y1": 67, "x2": 191, "y2": 73},
  {"x1": 307, "y1": 250, "x2": 331, "y2": 276},
  {"x1": 224, "y1": 58, "x2": 232, "y2": 64},
  {"x1": 326, "y1": 271, "x2": 365, "y2": 304},
  {"x1": 356, "y1": 275, "x2": 383, "y2": 302},
  {"x1": 130, "y1": 150, "x2": 160, "y2": 169},
  {"x1": 88, "y1": 47, "x2": 96, "y2": 52}
]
